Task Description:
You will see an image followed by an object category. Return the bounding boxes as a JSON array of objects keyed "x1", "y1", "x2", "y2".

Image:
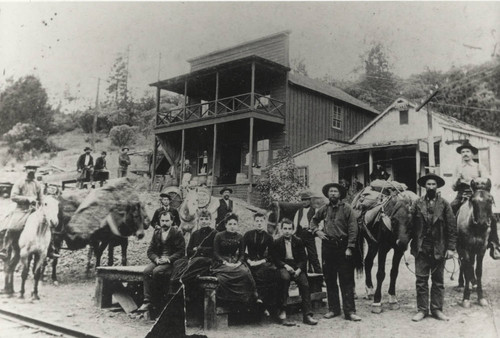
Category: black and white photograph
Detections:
[{"x1": 0, "y1": 2, "x2": 499, "y2": 337}]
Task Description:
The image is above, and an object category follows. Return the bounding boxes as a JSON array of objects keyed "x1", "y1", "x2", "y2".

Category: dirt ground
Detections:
[{"x1": 1, "y1": 249, "x2": 499, "y2": 338}]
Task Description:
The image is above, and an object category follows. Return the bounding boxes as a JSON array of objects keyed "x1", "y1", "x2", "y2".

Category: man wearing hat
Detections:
[
  {"x1": 118, "y1": 147, "x2": 131, "y2": 178},
  {"x1": 215, "y1": 187, "x2": 233, "y2": 232},
  {"x1": 369, "y1": 162, "x2": 390, "y2": 181},
  {"x1": 77, "y1": 147, "x2": 94, "y2": 189},
  {"x1": 151, "y1": 193, "x2": 181, "y2": 229},
  {"x1": 310, "y1": 183, "x2": 361, "y2": 321},
  {"x1": 451, "y1": 141, "x2": 499, "y2": 258},
  {"x1": 293, "y1": 190, "x2": 322, "y2": 273},
  {"x1": 409, "y1": 173, "x2": 456, "y2": 322},
  {"x1": 0, "y1": 162, "x2": 43, "y2": 261},
  {"x1": 94, "y1": 151, "x2": 108, "y2": 187}
]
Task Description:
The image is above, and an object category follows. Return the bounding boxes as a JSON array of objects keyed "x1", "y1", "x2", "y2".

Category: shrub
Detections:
[
  {"x1": 77, "y1": 110, "x2": 113, "y2": 133},
  {"x1": 109, "y1": 124, "x2": 136, "y2": 148},
  {"x1": 3, "y1": 123, "x2": 62, "y2": 160}
]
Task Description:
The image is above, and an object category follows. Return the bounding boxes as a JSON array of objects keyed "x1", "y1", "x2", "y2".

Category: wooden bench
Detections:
[{"x1": 95, "y1": 266, "x2": 326, "y2": 330}]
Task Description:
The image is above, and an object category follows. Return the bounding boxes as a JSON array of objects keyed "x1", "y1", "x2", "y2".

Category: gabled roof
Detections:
[
  {"x1": 288, "y1": 73, "x2": 379, "y2": 115},
  {"x1": 350, "y1": 97, "x2": 500, "y2": 143},
  {"x1": 292, "y1": 139, "x2": 351, "y2": 158}
]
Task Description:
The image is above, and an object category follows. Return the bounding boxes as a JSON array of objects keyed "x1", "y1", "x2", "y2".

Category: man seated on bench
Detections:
[
  {"x1": 272, "y1": 218, "x2": 318, "y2": 326},
  {"x1": 137, "y1": 211, "x2": 185, "y2": 312}
]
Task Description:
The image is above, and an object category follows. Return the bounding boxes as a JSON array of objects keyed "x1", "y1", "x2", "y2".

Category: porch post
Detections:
[
  {"x1": 248, "y1": 117, "x2": 254, "y2": 203},
  {"x1": 156, "y1": 86, "x2": 161, "y2": 125},
  {"x1": 152, "y1": 137, "x2": 158, "y2": 186},
  {"x1": 215, "y1": 72, "x2": 219, "y2": 115},
  {"x1": 180, "y1": 129, "x2": 185, "y2": 188},
  {"x1": 415, "y1": 147, "x2": 421, "y2": 196},
  {"x1": 212, "y1": 124, "x2": 217, "y2": 189},
  {"x1": 183, "y1": 78, "x2": 188, "y2": 121},
  {"x1": 250, "y1": 61, "x2": 255, "y2": 109},
  {"x1": 368, "y1": 151, "x2": 374, "y2": 178}
]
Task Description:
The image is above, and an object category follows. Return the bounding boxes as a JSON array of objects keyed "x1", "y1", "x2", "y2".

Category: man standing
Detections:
[
  {"x1": 94, "y1": 151, "x2": 108, "y2": 187},
  {"x1": 450, "y1": 141, "x2": 499, "y2": 258},
  {"x1": 410, "y1": 173, "x2": 456, "y2": 322},
  {"x1": 118, "y1": 147, "x2": 131, "y2": 178},
  {"x1": 0, "y1": 162, "x2": 43, "y2": 260},
  {"x1": 310, "y1": 183, "x2": 361, "y2": 321},
  {"x1": 137, "y1": 211, "x2": 185, "y2": 312},
  {"x1": 76, "y1": 147, "x2": 94, "y2": 189},
  {"x1": 151, "y1": 193, "x2": 181, "y2": 229},
  {"x1": 273, "y1": 218, "x2": 318, "y2": 326},
  {"x1": 369, "y1": 162, "x2": 390, "y2": 181},
  {"x1": 293, "y1": 190, "x2": 322, "y2": 273},
  {"x1": 215, "y1": 187, "x2": 233, "y2": 232}
]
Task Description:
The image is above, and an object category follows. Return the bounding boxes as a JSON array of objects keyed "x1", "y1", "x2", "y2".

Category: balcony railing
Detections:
[{"x1": 156, "y1": 92, "x2": 285, "y2": 126}]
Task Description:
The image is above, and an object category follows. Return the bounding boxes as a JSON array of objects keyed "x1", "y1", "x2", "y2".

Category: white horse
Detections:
[
  {"x1": 18, "y1": 195, "x2": 60, "y2": 300},
  {"x1": 178, "y1": 186, "x2": 218, "y2": 243}
]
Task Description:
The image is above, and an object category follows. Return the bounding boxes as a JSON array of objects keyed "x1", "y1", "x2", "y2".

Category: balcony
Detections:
[{"x1": 156, "y1": 92, "x2": 285, "y2": 128}]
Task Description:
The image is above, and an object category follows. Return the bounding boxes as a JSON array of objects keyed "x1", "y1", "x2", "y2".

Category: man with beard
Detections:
[
  {"x1": 215, "y1": 187, "x2": 233, "y2": 232},
  {"x1": 409, "y1": 173, "x2": 456, "y2": 322},
  {"x1": 76, "y1": 147, "x2": 94, "y2": 189},
  {"x1": 151, "y1": 193, "x2": 181, "y2": 229},
  {"x1": 0, "y1": 162, "x2": 43, "y2": 260},
  {"x1": 450, "y1": 141, "x2": 499, "y2": 259},
  {"x1": 310, "y1": 182, "x2": 361, "y2": 321}
]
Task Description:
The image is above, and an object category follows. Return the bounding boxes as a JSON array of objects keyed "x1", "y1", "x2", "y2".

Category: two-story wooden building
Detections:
[{"x1": 150, "y1": 31, "x2": 378, "y2": 203}]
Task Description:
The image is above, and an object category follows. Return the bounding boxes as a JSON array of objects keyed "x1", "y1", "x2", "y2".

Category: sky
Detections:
[{"x1": 1, "y1": 2, "x2": 499, "y2": 112}]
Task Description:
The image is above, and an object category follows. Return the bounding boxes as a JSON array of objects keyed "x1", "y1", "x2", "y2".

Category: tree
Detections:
[
  {"x1": 0, "y1": 76, "x2": 54, "y2": 135},
  {"x1": 3, "y1": 123, "x2": 59, "y2": 160},
  {"x1": 291, "y1": 57, "x2": 309, "y2": 77},
  {"x1": 106, "y1": 51, "x2": 129, "y2": 104},
  {"x1": 256, "y1": 147, "x2": 305, "y2": 206},
  {"x1": 109, "y1": 124, "x2": 136, "y2": 148}
]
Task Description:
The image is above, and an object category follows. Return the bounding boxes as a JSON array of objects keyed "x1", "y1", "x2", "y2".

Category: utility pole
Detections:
[
  {"x1": 92, "y1": 77, "x2": 101, "y2": 149},
  {"x1": 124, "y1": 45, "x2": 130, "y2": 102},
  {"x1": 416, "y1": 87, "x2": 439, "y2": 174},
  {"x1": 157, "y1": 52, "x2": 162, "y2": 81}
]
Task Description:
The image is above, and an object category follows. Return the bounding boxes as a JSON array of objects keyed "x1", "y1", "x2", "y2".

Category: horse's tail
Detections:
[{"x1": 353, "y1": 226, "x2": 364, "y2": 276}]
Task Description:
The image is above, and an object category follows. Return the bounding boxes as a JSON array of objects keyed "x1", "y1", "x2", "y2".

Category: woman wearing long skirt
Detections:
[{"x1": 211, "y1": 213, "x2": 257, "y2": 304}]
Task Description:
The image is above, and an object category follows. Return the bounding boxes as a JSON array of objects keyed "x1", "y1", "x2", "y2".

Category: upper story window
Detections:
[
  {"x1": 331, "y1": 105, "x2": 343, "y2": 130},
  {"x1": 399, "y1": 110, "x2": 409, "y2": 125}
]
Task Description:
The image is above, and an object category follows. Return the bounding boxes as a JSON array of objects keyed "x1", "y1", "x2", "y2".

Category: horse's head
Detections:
[
  {"x1": 384, "y1": 197, "x2": 411, "y2": 249},
  {"x1": 470, "y1": 188, "x2": 494, "y2": 228},
  {"x1": 40, "y1": 195, "x2": 60, "y2": 230},
  {"x1": 179, "y1": 187, "x2": 198, "y2": 223},
  {"x1": 108, "y1": 202, "x2": 147, "y2": 239}
]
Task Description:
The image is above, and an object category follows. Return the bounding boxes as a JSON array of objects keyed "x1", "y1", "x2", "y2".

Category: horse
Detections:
[
  {"x1": 178, "y1": 186, "x2": 218, "y2": 243},
  {"x1": 18, "y1": 195, "x2": 60, "y2": 300},
  {"x1": 457, "y1": 178, "x2": 493, "y2": 308}
]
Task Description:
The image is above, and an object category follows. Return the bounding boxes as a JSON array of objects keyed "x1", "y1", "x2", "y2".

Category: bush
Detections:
[
  {"x1": 77, "y1": 110, "x2": 113, "y2": 133},
  {"x1": 109, "y1": 124, "x2": 136, "y2": 148},
  {"x1": 3, "y1": 123, "x2": 62, "y2": 160}
]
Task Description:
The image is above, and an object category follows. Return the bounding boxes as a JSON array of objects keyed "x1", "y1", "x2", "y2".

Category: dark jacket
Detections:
[
  {"x1": 77, "y1": 154, "x2": 94, "y2": 170},
  {"x1": 187, "y1": 227, "x2": 216, "y2": 258},
  {"x1": 243, "y1": 229, "x2": 274, "y2": 262},
  {"x1": 147, "y1": 227, "x2": 185, "y2": 264},
  {"x1": 119, "y1": 153, "x2": 131, "y2": 169},
  {"x1": 409, "y1": 195, "x2": 457, "y2": 260},
  {"x1": 94, "y1": 156, "x2": 106, "y2": 171},
  {"x1": 272, "y1": 235, "x2": 307, "y2": 272},
  {"x1": 310, "y1": 202, "x2": 358, "y2": 249},
  {"x1": 370, "y1": 168, "x2": 390, "y2": 181},
  {"x1": 215, "y1": 198, "x2": 233, "y2": 231},
  {"x1": 151, "y1": 207, "x2": 181, "y2": 228}
]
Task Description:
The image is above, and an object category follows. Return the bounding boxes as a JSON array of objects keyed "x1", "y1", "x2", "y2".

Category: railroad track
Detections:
[{"x1": 0, "y1": 307, "x2": 103, "y2": 338}]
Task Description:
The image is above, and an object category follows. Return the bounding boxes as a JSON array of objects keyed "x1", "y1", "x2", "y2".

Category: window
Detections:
[
  {"x1": 257, "y1": 139, "x2": 270, "y2": 167},
  {"x1": 297, "y1": 166, "x2": 309, "y2": 187},
  {"x1": 476, "y1": 148, "x2": 491, "y2": 175},
  {"x1": 399, "y1": 110, "x2": 409, "y2": 125},
  {"x1": 331, "y1": 105, "x2": 343, "y2": 130}
]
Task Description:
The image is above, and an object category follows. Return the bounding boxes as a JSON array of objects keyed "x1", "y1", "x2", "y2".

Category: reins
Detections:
[{"x1": 403, "y1": 252, "x2": 459, "y2": 280}]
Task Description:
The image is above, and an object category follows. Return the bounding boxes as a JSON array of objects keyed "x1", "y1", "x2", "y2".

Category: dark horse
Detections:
[
  {"x1": 457, "y1": 179, "x2": 493, "y2": 308},
  {"x1": 360, "y1": 193, "x2": 412, "y2": 313}
]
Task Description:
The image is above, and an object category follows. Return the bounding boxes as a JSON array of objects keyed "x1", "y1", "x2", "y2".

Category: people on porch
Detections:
[
  {"x1": 243, "y1": 212, "x2": 278, "y2": 317},
  {"x1": 450, "y1": 141, "x2": 500, "y2": 259},
  {"x1": 211, "y1": 213, "x2": 258, "y2": 304},
  {"x1": 215, "y1": 187, "x2": 233, "y2": 232},
  {"x1": 273, "y1": 218, "x2": 318, "y2": 326},
  {"x1": 310, "y1": 182, "x2": 361, "y2": 322},
  {"x1": 409, "y1": 173, "x2": 456, "y2": 322},
  {"x1": 369, "y1": 162, "x2": 390, "y2": 181},
  {"x1": 138, "y1": 211, "x2": 186, "y2": 312},
  {"x1": 151, "y1": 193, "x2": 181, "y2": 229},
  {"x1": 293, "y1": 190, "x2": 322, "y2": 273}
]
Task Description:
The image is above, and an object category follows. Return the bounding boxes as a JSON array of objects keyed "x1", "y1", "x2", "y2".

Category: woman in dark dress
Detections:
[
  {"x1": 243, "y1": 212, "x2": 278, "y2": 315},
  {"x1": 171, "y1": 210, "x2": 216, "y2": 288},
  {"x1": 211, "y1": 213, "x2": 257, "y2": 304}
]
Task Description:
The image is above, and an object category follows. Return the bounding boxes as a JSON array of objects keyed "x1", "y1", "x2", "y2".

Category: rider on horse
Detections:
[
  {"x1": 450, "y1": 141, "x2": 500, "y2": 259},
  {"x1": 0, "y1": 162, "x2": 43, "y2": 260}
]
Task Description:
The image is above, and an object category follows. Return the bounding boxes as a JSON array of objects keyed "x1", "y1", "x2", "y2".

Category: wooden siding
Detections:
[
  {"x1": 287, "y1": 84, "x2": 375, "y2": 153},
  {"x1": 189, "y1": 32, "x2": 289, "y2": 72}
]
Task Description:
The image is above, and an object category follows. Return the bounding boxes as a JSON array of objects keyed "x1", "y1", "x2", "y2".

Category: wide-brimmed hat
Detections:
[
  {"x1": 122, "y1": 147, "x2": 130, "y2": 151},
  {"x1": 417, "y1": 173, "x2": 445, "y2": 188},
  {"x1": 322, "y1": 183, "x2": 347, "y2": 200},
  {"x1": 300, "y1": 190, "x2": 321, "y2": 200},
  {"x1": 24, "y1": 160, "x2": 39, "y2": 169},
  {"x1": 456, "y1": 141, "x2": 478, "y2": 155},
  {"x1": 84, "y1": 147, "x2": 92, "y2": 151},
  {"x1": 220, "y1": 187, "x2": 233, "y2": 195}
]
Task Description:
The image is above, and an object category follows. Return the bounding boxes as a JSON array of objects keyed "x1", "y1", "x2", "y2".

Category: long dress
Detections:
[
  {"x1": 211, "y1": 231, "x2": 257, "y2": 303},
  {"x1": 171, "y1": 226, "x2": 216, "y2": 287},
  {"x1": 242, "y1": 229, "x2": 278, "y2": 307}
]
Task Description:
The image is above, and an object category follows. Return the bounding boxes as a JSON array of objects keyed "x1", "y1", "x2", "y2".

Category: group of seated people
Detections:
[{"x1": 137, "y1": 210, "x2": 319, "y2": 326}]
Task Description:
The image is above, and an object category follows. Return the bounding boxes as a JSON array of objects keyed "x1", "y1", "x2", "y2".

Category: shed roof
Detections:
[
  {"x1": 288, "y1": 73, "x2": 380, "y2": 115},
  {"x1": 328, "y1": 139, "x2": 420, "y2": 155}
]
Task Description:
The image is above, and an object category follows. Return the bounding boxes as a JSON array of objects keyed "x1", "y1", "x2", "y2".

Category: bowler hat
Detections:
[
  {"x1": 84, "y1": 147, "x2": 92, "y2": 152},
  {"x1": 220, "y1": 187, "x2": 233, "y2": 195},
  {"x1": 322, "y1": 183, "x2": 347, "y2": 200},
  {"x1": 456, "y1": 141, "x2": 478, "y2": 155},
  {"x1": 417, "y1": 173, "x2": 445, "y2": 188},
  {"x1": 159, "y1": 193, "x2": 171, "y2": 199}
]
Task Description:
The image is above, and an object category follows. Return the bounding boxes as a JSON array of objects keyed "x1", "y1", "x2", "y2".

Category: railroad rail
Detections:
[{"x1": 0, "y1": 307, "x2": 103, "y2": 337}]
